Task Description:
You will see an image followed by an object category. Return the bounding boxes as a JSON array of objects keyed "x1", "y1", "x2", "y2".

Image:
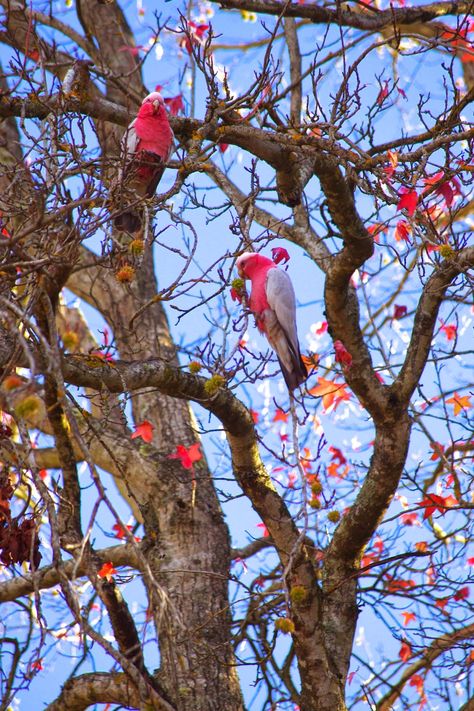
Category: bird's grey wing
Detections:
[
  {"x1": 122, "y1": 118, "x2": 139, "y2": 158},
  {"x1": 265, "y1": 268, "x2": 299, "y2": 351}
]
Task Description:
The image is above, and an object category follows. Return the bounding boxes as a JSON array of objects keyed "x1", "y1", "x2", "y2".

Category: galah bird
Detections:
[
  {"x1": 113, "y1": 91, "x2": 174, "y2": 233},
  {"x1": 236, "y1": 252, "x2": 307, "y2": 391}
]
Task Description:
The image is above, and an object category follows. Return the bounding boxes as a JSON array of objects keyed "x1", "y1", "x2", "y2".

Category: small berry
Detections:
[
  {"x1": 2, "y1": 374, "x2": 23, "y2": 391},
  {"x1": 129, "y1": 239, "x2": 145, "y2": 256},
  {"x1": 290, "y1": 585, "x2": 308, "y2": 604},
  {"x1": 14, "y1": 394, "x2": 42, "y2": 419},
  {"x1": 309, "y1": 498, "x2": 321, "y2": 509},
  {"x1": 189, "y1": 361, "x2": 202, "y2": 374},
  {"x1": 62, "y1": 330, "x2": 79, "y2": 351},
  {"x1": 275, "y1": 617, "x2": 295, "y2": 634},
  {"x1": 115, "y1": 265, "x2": 135, "y2": 283},
  {"x1": 439, "y1": 244, "x2": 455, "y2": 259},
  {"x1": 311, "y1": 480, "x2": 323, "y2": 495},
  {"x1": 327, "y1": 510, "x2": 341, "y2": 523}
]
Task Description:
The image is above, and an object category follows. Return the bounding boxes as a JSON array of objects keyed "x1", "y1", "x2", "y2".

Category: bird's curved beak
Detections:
[
  {"x1": 237, "y1": 265, "x2": 245, "y2": 278},
  {"x1": 152, "y1": 99, "x2": 160, "y2": 112}
]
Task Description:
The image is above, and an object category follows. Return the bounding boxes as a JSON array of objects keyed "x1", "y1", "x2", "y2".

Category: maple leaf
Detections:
[
  {"x1": 386, "y1": 576, "x2": 415, "y2": 592},
  {"x1": 334, "y1": 340, "x2": 352, "y2": 368},
  {"x1": 376, "y1": 80, "x2": 389, "y2": 106},
  {"x1": 446, "y1": 392, "x2": 472, "y2": 416},
  {"x1": 429, "y1": 441, "x2": 445, "y2": 460},
  {"x1": 435, "y1": 597, "x2": 450, "y2": 610},
  {"x1": 163, "y1": 94, "x2": 185, "y2": 116},
  {"x1": 273, "y1": 408, "x2": 289, "y2": 423},
  {"x1": 98, "y1": 562, "x2": 117, "y2": 582},
  {"x1": 309, "y1": 377, "x2": 351, "y2": 412},
  {"x1": 418, "y1": 493, "x2": 456, "y2": 519},
  {"x1": 328, "y1": 446, "x2": 347, "y2": 466},
  {"x1": 271, "y1": 247, "x2": 290, "y2": 264},
  {"x1": 131, "y1": 420, "x2": 154, "y2": 443},
  {"x1": 394, "y1": 220, "x2": 412, "y2": 242},
  {"x1": 168, "y1": 443, "x2": 202, "y2": 470},
  {"x1": 453, "y1": 586, "x2": 469, "y2": 601},
  {"x1": 393, "y1": 304, "x2": 408, "y2": 320},
  {"x1": 399, "y1": 641, "x2": 412, "y2": 663},
  {"x1": 409, "y1": 674, "x2": 424, "y2": 696},
  {"x1": 397, "y1": 189, "x2": 418, "y2": 216},
  {"x1": 301, "y1": 353, "x2": 319, "y2": 375},
  {"x1": 401, "y1": 512, "x2": 420, "y2": 526},
  {"x1": 439, "y1": 321, "x2": 457, "y2": 341},
  {"x1": 312, "y1": 321, "x2": 328, "y2": 336},
  {"x1": 401, "y1": 611, "x2": 416, "y2": 626}
]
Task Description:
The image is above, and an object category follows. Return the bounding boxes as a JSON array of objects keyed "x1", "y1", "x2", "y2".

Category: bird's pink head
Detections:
[
  {"x1": 140, "y1": 91, "x2": 166, "y2": 115},
  {"x1": 236, "y1": 252, "x2": 275, "y2": 280}
]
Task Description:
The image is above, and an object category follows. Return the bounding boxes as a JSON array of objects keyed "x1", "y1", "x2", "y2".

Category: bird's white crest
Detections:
[{"x1": 142, "y1": 91, "x2": 165, "y2": 106}]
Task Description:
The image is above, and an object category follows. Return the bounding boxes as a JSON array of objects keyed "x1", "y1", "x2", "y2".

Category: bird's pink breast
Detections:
[{"x1": 135, "y1": 111, "x2": 172, "y2": 160}]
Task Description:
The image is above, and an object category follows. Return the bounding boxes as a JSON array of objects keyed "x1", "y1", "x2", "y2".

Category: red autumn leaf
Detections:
[
  {"x1": 418, "y1": 493, "x2": 457, "y2": 519},
  {"x1": 164, "y1": 94, "x2": 185, "y2": 116},
  {"x1": 168, "y1": 443, "x2": 202, "y2": 470},
  {"x1": 399, "y1": 641, "x2": 412, "y2": 663},
  {"x1": 219, "y1": 142, "x2": 229, "y2": 153},
  {"x1": 435, "y1": 597, "x2": 450, "y2": 610},
  {"x1": 131, "y1": 420, "x2": 154, "y2": 443},
  {"x1": 334, "y1": 340, "x2": 352, "y2": 368},
  {"x1": 112, "y1": 523, "x2": 140, "y2": 541},
  {"x1": 328, "y1": 446, "x2": 347, "y2": 466},
  {"x1": 31, "y1": 659, "x2": 43, "y2": 671},
  {"x1": 230, "y1": 287, "x2": 243, "y2": 303},
  {"x1": 401, "y1": 512, "x2": 420, "y2": 526},
  {"x1": 401, "y1": 611, "x2": 416, "y2": 626},
  {"x1": 273, "y1": 408, "x2": 289, "y2": 423},
  {"x1": 313, "y1": 321, "x2": 328, "y2": 336},
  {"x1": 439, "y1": 321, "x2": 457, "y2": 341},
  {"x1": 397, "y1": 189, "x2": 418, "y2": 216},
  {"x1": 415, "y1": 541, "x2": 428, "y2": 552},
  {"x1": 250, "y1": 409, "x2": 259, "y2": 424},
  {"x1": 397, "y1": 87, "x2": 407, "y2": 99},
  {"x1": 453, "y1": 586, "x2": 469, "y2": 601},
  {"x1": 430, "y1": 441, "x2": 445, "y2": 460},
  {"x1": 409, "y1": 674, "x2": 424, "y2": 696},
  {"x1": 376, "y1": 80, "x2": 389, "y2": 106},
  {"x1": 98, "y1": 561, "x2": 117, "y2": 582},
  {"x1": 394, "y1": 220, "x2": 412, "y2": 242},
  {"x1": 257, "y1": 522, "x2": 269, "y2": 537},
  {"x1": 386, "y1": 576, "x2": 416, "y2": 592},
  {"x1": 467, "y1": 557, "x2": 474, "y2": 565},
  {"x1": 271, "y1": 247, "x2": 290, "y2": 265},
  {"x1": 393, "y1": 304, "x2": 408, "y2": 320}
]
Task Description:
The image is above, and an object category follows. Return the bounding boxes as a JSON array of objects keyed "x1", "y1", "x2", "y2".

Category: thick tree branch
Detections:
[
  {"x1": 44, "y1": 671, "x2": 173, "y2": 711},
  {"x1": 211, "y1": 0, "x2": 472, "y2": 30},
  {"x1": 377, "y1": 622, "x2": 474, "y2": 711},
  {"x1": 393, "y1": 247, "x2": 474, "y2": 404},
  {"x1": 0, "y1": 543, "x2": 140, "y2": 603}
]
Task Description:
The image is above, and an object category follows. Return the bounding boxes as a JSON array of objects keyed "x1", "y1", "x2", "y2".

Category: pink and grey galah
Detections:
[
  {"x1": 236, "y1": 252, "x2": 307, "y2": 391},
  {"x1": 113, "y1": 92, "x2": 174, "y2": 233}
]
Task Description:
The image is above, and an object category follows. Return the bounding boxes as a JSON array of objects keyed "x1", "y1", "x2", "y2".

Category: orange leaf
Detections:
[
  {"x1": 273, "y1": 408, "x2": 289, "y2": 423},
  {"x1": 445, "y1": 392, "x2": 472, "y2": 416},
  {"x1": 309, "y1": 377, "x2": 351, "y2": 412},
  {"x1": 98, "y1": 562, "x2": 117, "y2": 582},
  {"x1": 131, "y1": 420, "x2": 154, "y2": 443},
  {"x1": 401, "y1": 611, "x2": 416, "y2": 626}
]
